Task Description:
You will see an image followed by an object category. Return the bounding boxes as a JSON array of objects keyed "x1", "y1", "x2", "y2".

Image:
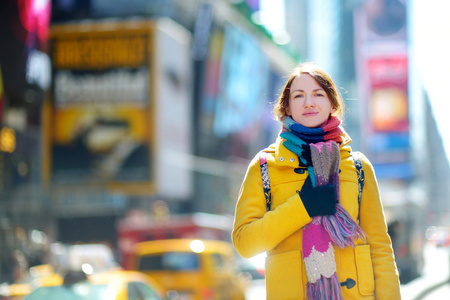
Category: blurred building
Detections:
[
  {"x1": 0, "y1": 0, "x2": 298, "y2": 279},
  {"x1": 1, "y1": 0, "x2": 449, "y2": 286},
  {"x1": 0, "y1": 0, "x2": 52, "y2": 283},
  {"x1": 408, "y1": 0, "x2": 450, "y2": 226}
]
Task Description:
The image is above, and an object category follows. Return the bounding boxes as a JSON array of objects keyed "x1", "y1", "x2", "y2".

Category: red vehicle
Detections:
[{"x1": 117, "y1": 211, "x2": 233, "y2": 270}]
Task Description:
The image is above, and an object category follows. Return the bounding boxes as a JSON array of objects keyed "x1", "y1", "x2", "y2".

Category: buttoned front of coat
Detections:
[{"x1": 232, "y1": 133, "x2": 401, "y2": 299}]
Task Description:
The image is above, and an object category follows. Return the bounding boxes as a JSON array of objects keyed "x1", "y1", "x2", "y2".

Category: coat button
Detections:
[
  {"x1": 280, "y1": 157, "x2": 285, "y2": 161},
  {"x1": 340, "y1": 278, "x2": 356, "y2": 289},
  {"x1": 290, "y1": 158, "x2": 295, "y2": 162}
]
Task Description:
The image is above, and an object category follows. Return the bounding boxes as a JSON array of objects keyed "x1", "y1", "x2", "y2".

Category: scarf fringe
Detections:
[
  {"x1": 306, "y1": 273, "x2": 343, "y2": 300},
  {"x1": 322, "y1": 204, "x2": 366, "y2": 248}
]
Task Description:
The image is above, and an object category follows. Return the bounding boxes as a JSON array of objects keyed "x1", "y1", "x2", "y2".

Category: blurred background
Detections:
[{"x1": 0, "y1": 0, "x2": 449, "y2": 299}]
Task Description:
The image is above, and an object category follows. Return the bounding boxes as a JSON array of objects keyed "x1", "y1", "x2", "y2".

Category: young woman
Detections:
[{"x1": 232, "y1": 63, "x2": 401, "y2": 299}]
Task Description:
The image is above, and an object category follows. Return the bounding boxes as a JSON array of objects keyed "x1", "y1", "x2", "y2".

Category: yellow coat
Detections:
[{"x1": 232, "y1": 133, "x2": 401, "y2": 299}]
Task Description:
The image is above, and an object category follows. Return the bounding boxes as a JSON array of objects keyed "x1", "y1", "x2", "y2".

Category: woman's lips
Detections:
[{"x1": 302, "y1": 112, "x2": 318, "y2": 116}]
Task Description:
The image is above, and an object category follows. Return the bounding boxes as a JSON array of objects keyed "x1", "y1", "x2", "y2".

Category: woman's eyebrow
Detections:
[{"x1": 291, "y1": 88, "x2": 324, "y2": 93}]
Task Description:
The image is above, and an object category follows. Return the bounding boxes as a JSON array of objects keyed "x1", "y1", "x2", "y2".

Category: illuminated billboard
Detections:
[
  {"x1": 214, "y1": 25, "x2": 269, "y2": 138},
  {"x1": 46, "y1": 21, "x2": 154, "y2": 192},
  {"x1": 368, "y1": 55, "x2": 409, "y2": 133},
  {"x1": 354, "y1": 2, "x2": 412, "y2": 180}
]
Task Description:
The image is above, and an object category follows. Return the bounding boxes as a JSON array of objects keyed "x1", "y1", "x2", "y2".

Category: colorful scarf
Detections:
[{"x1": 280, "y1": 116, "x2": 366, "y2": 300}]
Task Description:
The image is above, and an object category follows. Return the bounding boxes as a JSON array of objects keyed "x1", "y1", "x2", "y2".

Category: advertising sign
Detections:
[
  {"x1": 354, "y1": 1, "x2": 411, "y2": 180},
  {"x1": 368, "y1": 55, "x2": 408, "y2": 133},
  {"x1": 47, "y1": 21, "x2": 154, "y2": 192},
  {"x1": 214, "y1": 24, "x2": 269, "y2": 138}
]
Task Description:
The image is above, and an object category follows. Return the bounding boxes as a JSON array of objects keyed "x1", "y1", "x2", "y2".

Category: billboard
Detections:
[
  {"x1": 214, "y1": 24, "x2": 269, "y2": 138},
  {"x1": 46, "y1": 20, "x2": 154, "y2": 193},
  {"x1": 354, "y1": 1, "x2": 411, "y2": 180},
  {"x1": 369, "y1": 55, "x2": 409, "y2": 133}
]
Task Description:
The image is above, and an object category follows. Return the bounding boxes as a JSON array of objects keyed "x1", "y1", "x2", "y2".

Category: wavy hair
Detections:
[{"x1": 273, "y1": 62, "x2": 345, "y2": 122}]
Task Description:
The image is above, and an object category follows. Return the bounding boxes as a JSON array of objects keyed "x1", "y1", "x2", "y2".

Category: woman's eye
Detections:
[
  {"x1": 316, "y1": 93, "x2": 325, "y2": 97},
  {"x1": 294, "y1": 94, "x2": 303, "y2": 98}
]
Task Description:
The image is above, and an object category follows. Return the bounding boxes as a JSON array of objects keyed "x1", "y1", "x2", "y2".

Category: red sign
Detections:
[{"x1": 368, "y1": 55, "x2": 409, "y2": 132}]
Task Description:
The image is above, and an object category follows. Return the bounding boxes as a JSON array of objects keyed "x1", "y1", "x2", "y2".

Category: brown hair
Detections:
[{"x1": 273, "y1": 62, "x2": 344, "y2": 121}]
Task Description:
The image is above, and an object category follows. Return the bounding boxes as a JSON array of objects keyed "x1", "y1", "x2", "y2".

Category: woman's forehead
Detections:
[{"x1": 290, "y1": 74, "x2": 321, "y2": 90}]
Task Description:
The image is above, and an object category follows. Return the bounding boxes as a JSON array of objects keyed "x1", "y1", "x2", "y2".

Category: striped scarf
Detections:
[{"x1": 280, "y1": 116, "x2": 366, "y2": 300}]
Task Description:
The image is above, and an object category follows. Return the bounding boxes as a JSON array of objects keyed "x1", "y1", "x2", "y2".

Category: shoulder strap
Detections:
[
  {"x1": 259, "y1": 151, "x2": 272, "y2": 212},
  {"x1": 350, "y1": 151, "x2": 365, "y2": 221},
  {"x1": 260, "y1": 151, "x2": 365, "y2": 215}
]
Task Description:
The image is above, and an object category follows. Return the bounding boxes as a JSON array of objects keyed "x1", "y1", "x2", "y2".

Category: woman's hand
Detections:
[{"x1": 297, "y1": 176, "x2": 336, "y2": 217}]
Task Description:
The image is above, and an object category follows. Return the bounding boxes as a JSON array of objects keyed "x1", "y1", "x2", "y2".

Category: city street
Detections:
[
  {"x1": 245, "y1": 242, "x2": 450, "y2": 300},
  {"x1": 401, "y1": 242, "x2": 450, "y2": 299},
  {"x1": 1, "y1": 1, "x2": 450, "y2": 299}
]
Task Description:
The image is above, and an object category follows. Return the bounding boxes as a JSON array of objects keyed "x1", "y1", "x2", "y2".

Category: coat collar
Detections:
[{"x1": 263, "y1": 131, "x2": 353, "y2": 167}]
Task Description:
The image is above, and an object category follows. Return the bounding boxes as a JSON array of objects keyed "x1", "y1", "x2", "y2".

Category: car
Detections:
[
  {"x1": 2, "y1": 264, "x2": 63, "y2": 300},
  {"x1": 130, "y1": 239, "x2": 246, "y2": 300},
  {"x1": 3, "y1": 243, "x2": 123, "y2": 300},
  {"x1": 22, "y1": 269, "x2": 167, "y2": 300}
]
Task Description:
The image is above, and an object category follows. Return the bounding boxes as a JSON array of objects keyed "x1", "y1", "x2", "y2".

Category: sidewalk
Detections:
[{"x1": 400, "y1": 243, "x2": 449, "y2": 300}]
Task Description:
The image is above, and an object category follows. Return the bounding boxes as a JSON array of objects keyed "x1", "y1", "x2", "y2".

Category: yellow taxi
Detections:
[
  {"x1": 22, "y1": 269, "x2": 167, "y2": 300},
  {"x1": 130, "y1": 239, "x2": 246, "y2": 300},
  {"x1": 2, "y1": 264, "x2": 63, "y2": 300}
]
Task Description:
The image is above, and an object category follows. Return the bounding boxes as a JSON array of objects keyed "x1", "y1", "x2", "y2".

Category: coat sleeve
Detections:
[
  {"x1": 232, "y1": 153, "x2": 312, "y2": 258},
  {"x1": 358, "y1": 154, "x2": 401, "y2": 299}
]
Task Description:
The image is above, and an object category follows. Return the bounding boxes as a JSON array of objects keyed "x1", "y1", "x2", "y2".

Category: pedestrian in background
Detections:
[{"x1": 232, "y1": 62, "x2": 401, "y2": 299}]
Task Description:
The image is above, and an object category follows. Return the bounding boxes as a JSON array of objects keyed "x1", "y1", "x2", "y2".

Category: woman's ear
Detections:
[
  {"x1": 331, "y1": 107, "x2": 337, "y2": 114},
  {"x1": 286, "y1": 106, "x2": 291, "y2": 116}
]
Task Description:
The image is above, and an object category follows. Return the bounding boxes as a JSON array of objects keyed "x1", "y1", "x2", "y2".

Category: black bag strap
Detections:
[
  {"x1": 350, "y1": 151, "x2": 365, "y2": 222},
  {"x1": 259, "y1": 151, "x2": 365, "y2": 215},
  {"x1": 259, "y1": 151, "x2": 272, "y2": 212}
]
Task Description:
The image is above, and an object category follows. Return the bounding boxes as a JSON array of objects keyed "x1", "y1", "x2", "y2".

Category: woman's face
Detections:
[{"x1": 286, "y1": 74, "x2": 336, "y2": 128}]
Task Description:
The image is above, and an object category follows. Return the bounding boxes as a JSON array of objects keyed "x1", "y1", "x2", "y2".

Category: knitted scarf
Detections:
[{"x1": 280, "y1": 116, "x2": 366, "y2": 300}]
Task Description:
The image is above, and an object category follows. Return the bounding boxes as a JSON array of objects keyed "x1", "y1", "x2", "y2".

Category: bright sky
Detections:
[
  {"x1": 259, "y1": 0, "x2": 285, "y2": 33},
  {"x1": 413, "y1": 0, "x2": 450, "y2": 163}
]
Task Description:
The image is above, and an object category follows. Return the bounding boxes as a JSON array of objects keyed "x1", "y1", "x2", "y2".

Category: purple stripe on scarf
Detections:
[{"x1": 306, "y1": 274, "x2": 343, "y2": 300}]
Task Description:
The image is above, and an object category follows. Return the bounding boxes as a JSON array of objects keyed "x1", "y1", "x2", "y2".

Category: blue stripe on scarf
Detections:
[
  {"x1": 280, "y1": 132, "x2": 307, "y2": 161},
  {"x1": 283, "y1": 117, "x2": 326, "y2": 143}
]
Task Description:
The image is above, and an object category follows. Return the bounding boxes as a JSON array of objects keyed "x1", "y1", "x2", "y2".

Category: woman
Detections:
[{"x1": 232, "y1": 63, "x2": 401, "y2": 299}]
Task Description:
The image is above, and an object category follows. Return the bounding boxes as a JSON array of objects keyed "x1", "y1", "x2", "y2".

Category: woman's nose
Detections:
[{"x1": 304, "y1": 95, "x2": 315, "y2": 107}]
